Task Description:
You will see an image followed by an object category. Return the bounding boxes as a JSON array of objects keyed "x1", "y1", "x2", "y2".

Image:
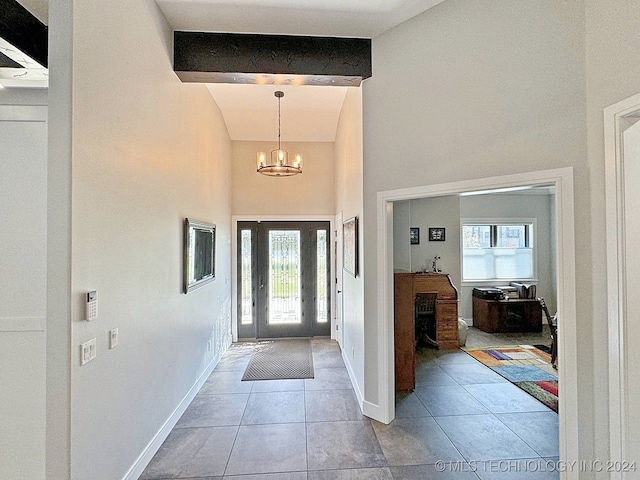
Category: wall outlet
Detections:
[
  {"x1": 109, "y1": 328, "x2": 119, "y2": 349},
  {"x1": 81, "y1": 338, "x2": 97, "y2": 365}
]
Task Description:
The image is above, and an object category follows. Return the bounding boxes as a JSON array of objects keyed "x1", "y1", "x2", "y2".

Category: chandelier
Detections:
[{"x1": 256, "y1": 91, "x2": 303, "y2": 176}]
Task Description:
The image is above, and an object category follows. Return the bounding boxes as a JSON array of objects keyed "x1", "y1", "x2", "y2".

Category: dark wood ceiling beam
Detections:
[
  {"x1": 0, "y1": 0, "x2": 48, "y2": 68},
  {"x1": 174, "y1": 32, "x2": 371, "y2": 86}
]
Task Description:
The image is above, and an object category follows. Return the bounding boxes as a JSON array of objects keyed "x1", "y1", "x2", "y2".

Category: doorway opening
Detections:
[
  {"x1": 237, "y1": 221, "x2": 331, "y2": 339},
  {"x1": 375, "y1": 167, "x2": 578, "y2": 464},
  {"x1": 605, "y1": 91, "x2": 640, "y2": 466}
]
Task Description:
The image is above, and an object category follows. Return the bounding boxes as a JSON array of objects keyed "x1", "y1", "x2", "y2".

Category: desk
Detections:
[
  {"x1": 394, "y1": 272, "x2": 459, "y2": 391},
  {"x1": 472, "y1": 297, "x2": 542, "y2": 333}
]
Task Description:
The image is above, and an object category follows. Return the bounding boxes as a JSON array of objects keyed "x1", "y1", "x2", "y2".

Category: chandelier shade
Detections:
[{"x1": 256, "y1": 91, "x2": 303, "y2": 176}]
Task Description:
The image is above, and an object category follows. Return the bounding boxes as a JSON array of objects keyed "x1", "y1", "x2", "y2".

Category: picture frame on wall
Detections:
[
  {"x1": 343, "y1": 216, "x2": 358, "y2": 277},
  {"x1": 410, "y1": 227, "x2": 420, "y2": 245},
  {"x1": 184, "y1": 218, "x2": 216, "y2": 293},
  {"x1": 428, "y1": 227, "x2": 446, "y2": 241}
]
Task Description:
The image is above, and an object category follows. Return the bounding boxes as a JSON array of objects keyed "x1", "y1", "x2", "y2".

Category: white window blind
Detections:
[{"x1": 462, "y1": 223, "x2": 534, "y2": 281}]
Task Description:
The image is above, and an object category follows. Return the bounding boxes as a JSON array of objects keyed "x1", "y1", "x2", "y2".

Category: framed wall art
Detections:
[
  {"x1": 184, "y1": 218, "x2": 216, "y2": 293},
  {"x1": 343, "y1": 216, "x2": 358, "y2": 277},
  {"x1": 428, "y1": 227, "x2": 446, "y2": 242},
  {"x1": 410, "y1": 227, "x2": 420, "y2": 245}
]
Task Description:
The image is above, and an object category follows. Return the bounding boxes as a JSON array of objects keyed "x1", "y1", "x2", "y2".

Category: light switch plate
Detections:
[
  {"x1": 109, "y1": 328, "x2": 118, "y2": 349},
  {"x1": 81, "y1": 338, "x2": 97, "y2": 365}
]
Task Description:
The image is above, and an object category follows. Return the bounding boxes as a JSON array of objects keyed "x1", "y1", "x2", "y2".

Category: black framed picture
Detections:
[
  {"x1": 429, "y1": 227, "x2": 446, "y2": 241},
  {"x1": 410, "y1": 227, "x2": 420, "y2": 245}
]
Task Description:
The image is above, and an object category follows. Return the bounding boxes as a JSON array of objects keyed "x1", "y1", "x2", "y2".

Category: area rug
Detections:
[
  {"x1": 242, "y1": 338, "x2": 314, "y2": 381},
  {"x1": 463, "y1": 345, "x2": 558, "y2": 413}
]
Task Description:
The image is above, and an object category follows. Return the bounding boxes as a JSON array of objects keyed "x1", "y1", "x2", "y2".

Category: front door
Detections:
[{"x1": 237, "y1": 221, "x2": 331, "y2": 338}]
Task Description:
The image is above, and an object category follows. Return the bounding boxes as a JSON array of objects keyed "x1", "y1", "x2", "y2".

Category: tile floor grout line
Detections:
[
  {"x1": 492, "y1": 411, "x2": 558, "y2": 458},
  {"x1": 221, "y1": 379, "x2": 254, "y2": 477},
  {"x1": 303, "y1": 387, "x2": 310, "y2": 474}
]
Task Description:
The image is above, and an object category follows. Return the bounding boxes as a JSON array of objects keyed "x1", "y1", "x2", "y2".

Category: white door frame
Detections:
[
  {"x1": 604, "y1": 91, "x2": 640, "y2": 478},
  {"x1": 375, "y1": 167, "x2": 578, "y2": 468},
  {"x1": 231, "y1": 215, "x2": 335, "y2": 342},
  {"x1": 335, "y1": 211, "x2": 344, "y2": 347}
]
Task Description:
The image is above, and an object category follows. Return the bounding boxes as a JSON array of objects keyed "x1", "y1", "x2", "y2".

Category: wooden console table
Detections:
[
  {"x1": 472, "y1": 296, "x2": 542, "y2": 333},
  {"x1": 394, "y1": 272, "x2": 459, "y2": 391}
]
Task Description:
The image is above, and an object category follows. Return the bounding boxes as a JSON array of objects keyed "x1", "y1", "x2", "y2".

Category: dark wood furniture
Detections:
[
  {"x1": 394, "y1": 272, "x2": 459, "y2": 391},
  {"x1": 539, "y1": 297, "x2": 557, "y2": 368},
  {"x1": 472, "y1": 297, "x2": 542, "y2": 333}
]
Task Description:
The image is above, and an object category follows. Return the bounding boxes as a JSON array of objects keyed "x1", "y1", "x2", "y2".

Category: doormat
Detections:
[
  {"x1": 242, "y1": 338, "x2": 314, "y2": 381},
  {"x1": 463, "y1": 345, "x2": 558, "y2": 413}
]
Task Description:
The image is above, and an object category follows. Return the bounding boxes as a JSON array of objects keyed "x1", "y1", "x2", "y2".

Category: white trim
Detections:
[
  {"x1": 231, "y1": 215, "x2": 335, "y2": 342},
  {"x1": 0, "y1": 105, "x2": 47, "y2": 121},
  {"x1": 362, "y1": 400, "x2": 382, "y2": 419},
  {"x1": 604, "y1": 91, "x2": 640, "y2": 478},
  {"x1": 334, "y1": 211, "x2": 343, "y2": 344},
  {"x1": 375, "y1": 168, "x2": 578, "y2": 471},
  {"x1": 0, "y1": 317, "x2": 46, "y2": 332},
  {"x1": 342, "y1": 347, "x2": 365, "y2": 408},
  {"x1": 122, "y1": 347, "x2": 225, "y2": 480}
]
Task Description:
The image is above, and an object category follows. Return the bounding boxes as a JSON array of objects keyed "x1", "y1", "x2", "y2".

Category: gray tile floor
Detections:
[{"x1": 141, "y1": 338, "x2": 559, "y2": 480}]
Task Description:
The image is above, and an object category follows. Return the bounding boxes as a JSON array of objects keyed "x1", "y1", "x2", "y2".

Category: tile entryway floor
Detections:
[{"x1": 140, "y1": 339, "x2": 559, "y2": 479}]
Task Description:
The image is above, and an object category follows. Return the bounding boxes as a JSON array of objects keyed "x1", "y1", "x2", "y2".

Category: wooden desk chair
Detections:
[
  {"x1": 415, "y1": 292, "x2": 438, "y2": 349},
  {"x1": 539, "y1": 298, "x2": 557, "y2": 368}
]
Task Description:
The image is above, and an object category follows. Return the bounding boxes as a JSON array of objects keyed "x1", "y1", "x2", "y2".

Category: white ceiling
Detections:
[
  {"x1": 207, "y1": 84, "x2": 348, "y2": 142},
  {"x1": 13, "y1": 0, "x2": 447, "y2": 141},
  {"x1": 156, "y1": 0, "x2": 446, "y2": 38}
]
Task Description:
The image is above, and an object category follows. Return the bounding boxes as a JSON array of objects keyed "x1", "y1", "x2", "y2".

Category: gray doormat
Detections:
[{"x1": 242, "y1": 339, "x2": 314, "y2": 381}]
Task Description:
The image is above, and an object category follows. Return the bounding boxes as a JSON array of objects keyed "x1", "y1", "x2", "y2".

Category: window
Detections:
[
  {"x1": 240, "y1": 229, "x2": 252, "y2": 325},
  {"x1": 462, "y1": 222, "x2": 534, "y2": 281}
]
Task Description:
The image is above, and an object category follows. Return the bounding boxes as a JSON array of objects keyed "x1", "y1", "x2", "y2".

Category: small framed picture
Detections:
[
  {"x1": 410, "y1": 227, "x2": 420, "y2": 245},
  {"x1": 429, "y1": 227, "x2": 446, "y2": 241}
]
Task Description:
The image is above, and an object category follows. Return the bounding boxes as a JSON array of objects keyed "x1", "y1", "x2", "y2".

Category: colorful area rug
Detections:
[{"x1": 463, "y1": 345, "x2": 558, "y2": 413}]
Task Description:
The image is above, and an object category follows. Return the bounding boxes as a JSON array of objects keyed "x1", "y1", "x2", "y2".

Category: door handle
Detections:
[{"x1": 337, "y1": 290, "x2": 342, "y2": 294}]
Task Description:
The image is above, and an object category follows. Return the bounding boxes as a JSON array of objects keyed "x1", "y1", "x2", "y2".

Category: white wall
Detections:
[
  {"x1": 392, "y1": 200, "x2": 411, "y2": 272},
  {"x1": 585, "y1": 0, "x2": 640, "y2": 470},
  {"x1": 48, "y1": 0, "x2": 233, "y2": 478},
  {"x1": 459, "y1": 192, "x2": 556, "y2": 321},
  {"x1": 363, "y1": 0, "x2": 586, "y2": 413},
  {"x1": 0, "y1": 88, "x2": 47, "y2": 480},
  {"x1": 232, "y1": 140, "x2": 335, "y2": 216},
  {"x1": 408, "y1": 196, "x2": 461, "y2": 285},
  {"x1": 334, "y1": 87, "x2": 365, "y2": 404}
]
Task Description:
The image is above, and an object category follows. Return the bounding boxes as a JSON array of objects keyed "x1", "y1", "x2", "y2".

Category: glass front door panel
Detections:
[
  {"x1": 317, "y1": 230, "x2": 328, "y2": 323},
  {"x1": 268, "y1": 230, "x2": 301, "y2": 325},
  {"x1": 240, "y1": 229, "x2": 252, "y2": 325}
]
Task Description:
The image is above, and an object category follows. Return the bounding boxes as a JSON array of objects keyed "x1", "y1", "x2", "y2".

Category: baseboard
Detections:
[
  {"x1": 340, "y1": 349, "x2": 389, "y2": 423},
  {"x1": 362, "y1": 400, "x2": 386, "y2": 422},
  {"x1": 121, "y1": 345, "x2": 226, "y2": 480},
  {"x1": 341, "y1": 348, "x2": 365, "y2": 411}
]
